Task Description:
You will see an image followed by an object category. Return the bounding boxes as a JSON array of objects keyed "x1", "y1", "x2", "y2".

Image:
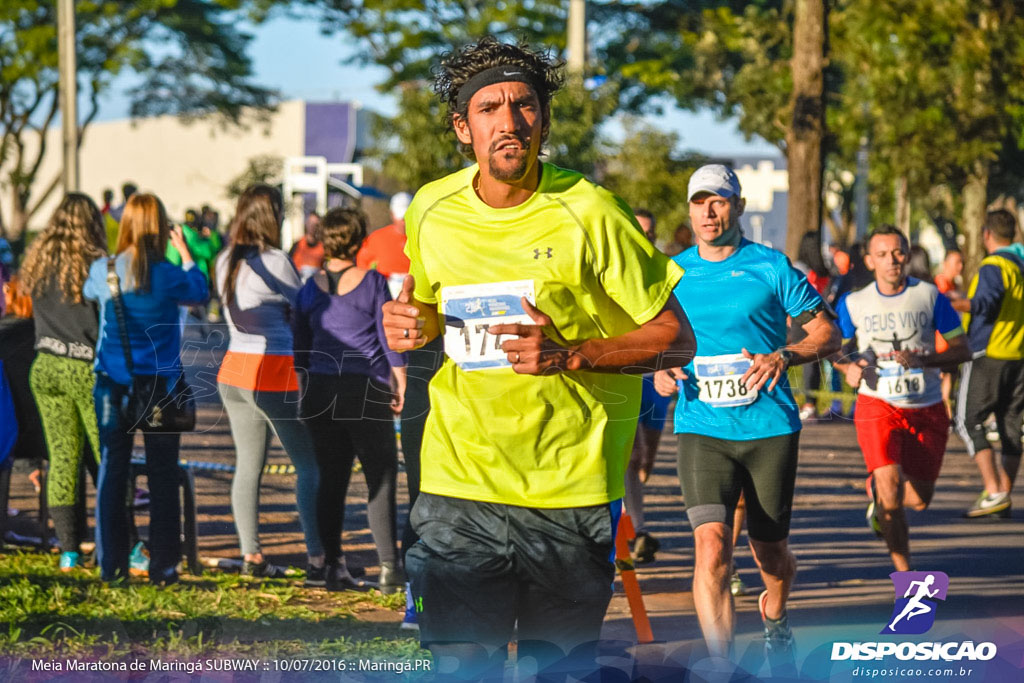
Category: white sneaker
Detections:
[{"x1": 964, "y1": 490, "x2": 1011, "y2": 518}]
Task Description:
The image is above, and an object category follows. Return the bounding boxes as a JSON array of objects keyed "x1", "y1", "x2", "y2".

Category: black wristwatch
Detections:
[{"x1": 777, "y1": 349, "x2": 793, "y2": 370}]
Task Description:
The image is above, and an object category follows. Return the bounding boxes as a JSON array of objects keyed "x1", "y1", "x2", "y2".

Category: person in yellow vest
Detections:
[{"x1": 953, "y1": 210, "x2": 1024, "y2": 518}]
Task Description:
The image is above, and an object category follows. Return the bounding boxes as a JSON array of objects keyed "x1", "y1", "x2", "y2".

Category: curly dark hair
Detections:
[
  {"x1": 20, "y1": 193, "x2": 107, "y2": 304},
  {"x1": 321, "y1": 207, "x2": 366, "y2": 261},
  {"x1": 434, "y1": 36, "x2": 565, "y2": 156}
]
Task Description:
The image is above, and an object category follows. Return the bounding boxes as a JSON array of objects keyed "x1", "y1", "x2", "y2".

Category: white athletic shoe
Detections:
[{"x1": 964, "y1": 490, "x2": 1011, "y2": 519}]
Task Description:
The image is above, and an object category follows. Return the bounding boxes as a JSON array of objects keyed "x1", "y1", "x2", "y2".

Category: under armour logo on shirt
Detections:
[{"x1": 534, "y1": 247, "x2": 553, "y2": 259}]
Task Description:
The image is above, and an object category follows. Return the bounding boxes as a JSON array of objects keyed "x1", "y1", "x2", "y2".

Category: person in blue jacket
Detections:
[{"x1": 84, "y1": 193, "x2": 208, "y2": 585}]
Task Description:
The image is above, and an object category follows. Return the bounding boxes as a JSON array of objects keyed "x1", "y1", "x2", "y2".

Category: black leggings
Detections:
[
  {"x1": 301, "y1": 373, "x2": 398, "y2": 566},
  {"x1": 399, "y1": 337, "x2": 444, "y2": 560}
]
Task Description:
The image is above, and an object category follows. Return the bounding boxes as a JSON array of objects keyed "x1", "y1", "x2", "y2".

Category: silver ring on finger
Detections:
[
  {"x1": 403, "y1": 328, "x2": 410, "y2": 339},
  {"x1": 515, "y1": 352, "x2": 521, "y2": 364}
]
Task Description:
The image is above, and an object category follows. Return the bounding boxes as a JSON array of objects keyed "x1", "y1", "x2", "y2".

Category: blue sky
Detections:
[{"x1": 95, "y1": 13, "x2": 779, "y2": 158}]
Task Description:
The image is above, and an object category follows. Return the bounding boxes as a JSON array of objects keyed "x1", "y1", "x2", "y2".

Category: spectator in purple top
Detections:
[{"x1": 294, "y1": 207, "x2": 407, "y2": 592}]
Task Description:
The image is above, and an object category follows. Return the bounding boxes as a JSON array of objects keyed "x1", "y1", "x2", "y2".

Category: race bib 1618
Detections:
[{"x1": 875, "y1": 360, "x2": 925, "y2": 400}]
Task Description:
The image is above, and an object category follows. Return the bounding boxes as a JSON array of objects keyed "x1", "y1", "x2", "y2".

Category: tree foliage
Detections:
[
  {"x1": 601, "y1": 118, "x2": 704, "y2": 243},
  {"x1": 597, "y1": 2, "x2": 796, "y2": 148},
  {"x1": 368, "y1": 81, "x2": 466, "y2": 191},
  {"x1": 0, "y1": 0, "x2": 280, "y2": 241},
  {"x1": 226, "y1": 153, "x2": 283, "y2": 199},
  {"x1": 544, "y1": 76, "x2": 619, "y2": 179},
  {"x1": 832, "y1": 0, "x2": 1024, "y2": 270},
  {"x1": 315, "y1": 0, "x2": 569, "y2": 92},
  {"x1": 331, "y1": 1, "x2": 622, "y2": 190},
  {"x1": 320, "y1": 0, "x2": 1024, "y2": 263},
  {"x1": 597, "y1": 1, "x2": 830, "y2": 257}
]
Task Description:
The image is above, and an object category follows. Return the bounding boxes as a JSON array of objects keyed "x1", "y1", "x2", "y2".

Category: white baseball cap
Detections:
[
  {"x1": 390, "y1": 192, "x2": 413, "y2": 221},
  {"x1": 687, "y1": 164, "x2": 742, "y2": 202}
]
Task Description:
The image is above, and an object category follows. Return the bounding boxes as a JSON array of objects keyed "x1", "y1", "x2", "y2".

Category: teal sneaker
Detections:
[
  {"x1": 759, "y1": 590, "x2": 795, "y2": 656},
  {"x1": 59, "y1": 551, "x2": 81, "y2": 572},
  {"x1": 129, "y1": 542, "x2": 149, "y2": 576}
]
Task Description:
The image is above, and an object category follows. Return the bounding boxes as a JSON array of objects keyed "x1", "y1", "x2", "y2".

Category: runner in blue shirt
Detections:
[{"x1": 654, "y1": 165, "x2": 840, "y2": 660}]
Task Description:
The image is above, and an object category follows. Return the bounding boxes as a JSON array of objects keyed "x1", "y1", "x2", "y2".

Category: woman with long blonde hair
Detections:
[
  {"x1": 83, "y1": 192, "x2": 208, "y2": 585},
  {"x1": 215, "y1": 183, "x2": 322, "y2": 579},
  {"x1": 20, "y1": 193, "x2": 107, "y2": 570}
]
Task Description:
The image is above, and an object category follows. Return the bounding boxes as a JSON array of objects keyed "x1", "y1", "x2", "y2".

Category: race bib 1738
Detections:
[
  {"x1": 692, "y1": 353, "x2": 758, "y2": 407},
  {"x1": 440, "y1": 280, "x2": 536, "y2": 371}
]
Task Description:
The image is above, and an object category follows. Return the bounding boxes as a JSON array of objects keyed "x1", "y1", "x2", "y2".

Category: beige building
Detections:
[{"x1": 5, "y1": 100, "x2": 368, "y2": 235}]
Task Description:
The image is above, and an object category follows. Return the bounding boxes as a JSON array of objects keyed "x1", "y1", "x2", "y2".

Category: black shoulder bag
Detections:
[{"x1": 106, "y1": 258, "x2": 196, "y2": 433}]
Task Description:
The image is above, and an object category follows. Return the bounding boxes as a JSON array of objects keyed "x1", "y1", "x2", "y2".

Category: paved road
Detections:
[{"x1": 600, "y1": 409, "x2": 1024, "y2": 680}]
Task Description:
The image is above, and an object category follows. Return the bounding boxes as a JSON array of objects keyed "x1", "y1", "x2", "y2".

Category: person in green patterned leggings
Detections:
[{"x1": 20, "y1": 193, "x2": 108, "y2": 570}]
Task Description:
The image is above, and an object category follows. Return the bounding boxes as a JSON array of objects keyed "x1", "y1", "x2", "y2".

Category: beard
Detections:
[{"x1": 486, "y1": 135, "x2": 533, "y2": 182}]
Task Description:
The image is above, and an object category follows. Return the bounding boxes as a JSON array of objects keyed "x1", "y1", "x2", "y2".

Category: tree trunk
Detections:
[
  {"x1": 785, "y1": 0, "x2": 827, "y2": 260},
  {"x1": 962, "y1": 160, "x2": 989, "y2": 278},
  {"x1": 895, "y1": 176, "x2": 911, "y2": 238},
  {"x1": 8, "y1": 185, "x2": 29, "y2": 243}
]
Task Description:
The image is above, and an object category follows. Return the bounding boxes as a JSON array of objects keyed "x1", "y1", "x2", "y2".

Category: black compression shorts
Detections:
[{"x1": 677, "y1": 431, "x2": 800, "y2": 542}]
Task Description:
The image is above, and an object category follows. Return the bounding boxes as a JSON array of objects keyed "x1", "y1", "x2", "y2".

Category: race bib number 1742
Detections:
[{"x1": 440, "y1": 280, "x2": 536, "y2": 371}]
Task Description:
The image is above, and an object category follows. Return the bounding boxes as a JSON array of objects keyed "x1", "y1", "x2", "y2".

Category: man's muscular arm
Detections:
[
  {"x1": 741, "y1": 309, "x2": 841, "y2": 392},
  {"x1": 491, "y1": 296, "x2": 696, "y2": 375}
]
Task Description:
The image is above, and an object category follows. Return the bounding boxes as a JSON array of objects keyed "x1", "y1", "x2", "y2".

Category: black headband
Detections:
[{"x1": 455, "y1": 66, "x2": 540, "y2": 111}]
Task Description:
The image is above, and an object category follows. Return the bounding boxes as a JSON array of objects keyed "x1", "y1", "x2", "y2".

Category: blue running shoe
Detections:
[
  {"x1": 129, "y1": 541, "x2": 149, "y2": 576},
  {"x1": 59, "y1": 551, "x2": 81, "y2": 572},
  {"x1": 401, "y1": 582, "x2": 419, "y2": 631}
]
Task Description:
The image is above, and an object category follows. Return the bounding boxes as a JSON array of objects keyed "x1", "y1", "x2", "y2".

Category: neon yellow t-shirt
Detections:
[{"x1": 404, "y1": 163, "x2": 683, "y2": 508}]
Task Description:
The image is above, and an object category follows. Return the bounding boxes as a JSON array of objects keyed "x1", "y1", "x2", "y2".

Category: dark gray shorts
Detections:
[
  {"x1": 677, "y1": 431, "x2": 800, "y2": 542},
  {"x1": 405, "y1": 493, "x2": 616, "y2": 654},
  {"x1": 955, "y1": 356, "x2": 1024, "y2": 458}
]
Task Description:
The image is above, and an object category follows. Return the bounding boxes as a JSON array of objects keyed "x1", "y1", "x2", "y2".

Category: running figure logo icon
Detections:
[{"x1": 881, "y1": 571, "x2": 949, "y2": 635}]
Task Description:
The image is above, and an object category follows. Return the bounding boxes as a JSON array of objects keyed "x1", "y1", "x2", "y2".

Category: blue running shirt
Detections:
[{"x1": 671, "y1": 238, "x2": 824, "y2": 440}]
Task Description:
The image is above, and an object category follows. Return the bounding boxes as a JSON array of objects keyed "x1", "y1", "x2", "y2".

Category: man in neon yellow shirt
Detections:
[{"x1": 382, "y1": 37, "x2": 696, "y2": 677}]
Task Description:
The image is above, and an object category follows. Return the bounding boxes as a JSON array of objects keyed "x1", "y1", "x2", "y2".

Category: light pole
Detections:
[
  {"x1": 57, "y1": 0, "x2": 79, "y2": 192},
  {"x1": 567, "y1": 0, "x2": 586, "y2": 74}
]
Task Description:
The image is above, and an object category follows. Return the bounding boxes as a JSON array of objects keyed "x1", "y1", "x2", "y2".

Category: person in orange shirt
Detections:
[
  {"x1": 357, "y1": 192, "x2": 412, "y2": 296},
  {"x1": 288, "y1": 211, "x2": 324, "y2": 281},
  {"x1": 934, "y1": 248, "x2": 965, "y2": 299}
]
